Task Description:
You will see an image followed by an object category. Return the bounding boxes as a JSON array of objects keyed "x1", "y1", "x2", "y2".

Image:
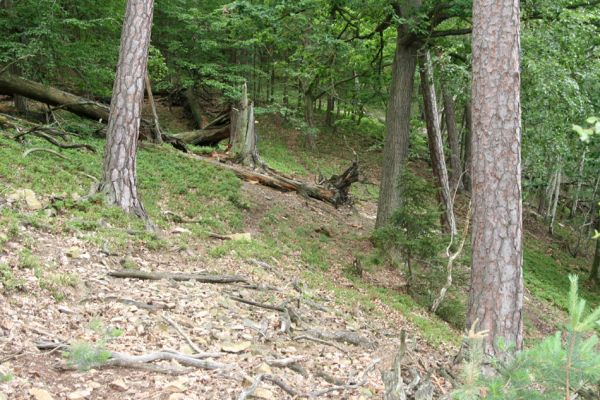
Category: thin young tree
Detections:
[
  {"x1": 467, "y1": 0, "x2": 524, "y2": 356},
  {"x1": 99, "y1": 0, "x2": 154, "y2": 220}
]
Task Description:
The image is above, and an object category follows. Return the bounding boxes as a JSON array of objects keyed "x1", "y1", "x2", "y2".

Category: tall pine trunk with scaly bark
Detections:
[
  {"x1": 467, "y1": 0, "x2": 524, "y2": 356},
  {"x1": 99, "y1": 0, "x2": 154, "y2": 220}
]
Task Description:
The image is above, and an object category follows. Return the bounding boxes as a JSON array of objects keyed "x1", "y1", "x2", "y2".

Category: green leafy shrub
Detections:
[
  {"x1": 453, "y1": 275, "x2": 600, "y2": 399},
  {"x1": 372, "y1": 169, "x2": 446, "y2": 278}
]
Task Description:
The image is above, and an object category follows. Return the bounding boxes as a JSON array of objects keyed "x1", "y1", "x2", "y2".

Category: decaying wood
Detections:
[
  {"x1": 37, "y1": 341, "x2": 230, "y2": 370},
  {"x1": 23, "y1": 147, "x2": 69, "y2": 160},
  {"x1": 293, "y1": 334, "x2": 348, "y2": 353},
  {"x1": 229, "y1": 295, "x2": 285, "y2": 312},
  {"x1": 195, "y1": 155, "x2": 358, "y2": 206},
  {"x1": 15, "y1": 127, "x2": 96, "y2": 152},
  {"x1": 304, "y1": 329, "x2": 374, "y2": 348},
  {"x1": 0, "y1": 73, "x2": 186, "y2": 150},
  {"x1": 108, "y1": 269, "x2": 249, "y2": 284},
  {"x1": 431, "y1": 201, "x2": 471, "y2": 313},
  {"x1": 173, "y1": 125, "x2": 230, "y2": 146},
  {"x1": 162, "y1": 315, "x2": 203, "y2": 354}
]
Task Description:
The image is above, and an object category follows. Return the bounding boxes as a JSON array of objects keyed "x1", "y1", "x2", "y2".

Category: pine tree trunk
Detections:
[
  {"x1": 418, "y1": 51, "x2": 457, "y2": 236},
  {"x1": 100, "y1": 0, "x2": 154, "y2": 220},
  {"x1": 375, "y1": 25, "x2": 419, "y2": 228},
  {"x1": 442, "y1": 83, "x2": 463, "y2": 193},
  {"x1": 467, "y1": 0, "x2": 524, "y2": 356},
  {"x1": 462, "y1": 101, "x2": 472, "y2": 192}
]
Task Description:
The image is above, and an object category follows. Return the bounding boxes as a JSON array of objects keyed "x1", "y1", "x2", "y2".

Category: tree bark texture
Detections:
[
  {"x1": 442, "y1": 84, "x2": 463, "y2": 193},
  {"x1": 230, "y1": 83, "x2": 260, "y2": 168},
  {"x1": 462, "y1": 101, "x2": 472, "y2": 192},
  {"x1": 375, "y1": 25, "x2": 419, "y2": 228},
  {"x1": 100, "y1": 0, "x2": 154, "y2": 219},
  {"x1": 419, "y1": 51, "x2": 457, "y2": 236},
  {"x1": 467, "y1": 0, "x2": 524, "y2": 356}
]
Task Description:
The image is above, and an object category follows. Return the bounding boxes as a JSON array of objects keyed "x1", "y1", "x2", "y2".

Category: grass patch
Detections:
[
  {"x1": 39, "y1": 272, "x2": 79, "y2": 301},
  {"x1": 524, "y1": 237, "x2": 600, "y2": 312},
  {"x1": 0, "y1": 263, "x2": 25, "y2": 292},
  {"x1": 0, "y1": 117, "x2": 245, "y2": 250}
]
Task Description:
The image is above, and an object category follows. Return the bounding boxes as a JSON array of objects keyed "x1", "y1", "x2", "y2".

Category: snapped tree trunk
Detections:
[
  {"x1": 442, "y1": 83, "x2": 463, "y2": 193},
  {"x1": 230, "y1": 83, "x2": 260, "y2": 168},
  {"x1": 467, "y1": 0, "x2": 524, "y2": 356},
  {"x1": 375, "y1": 25, "x2": 418, "y2": 229},
  {"x1": 418, "y1": 50, "x2": 457, "y2": 236},
  {"x1": 99, "y1": 0, "x2": 154, "y2": 219}
]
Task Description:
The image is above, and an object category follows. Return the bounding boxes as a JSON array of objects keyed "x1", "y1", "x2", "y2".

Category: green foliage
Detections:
[
  {"x1": 64, "y1": 341, "x2": 111, "y2": 371},
  {"x1": 0, "y1": 263, "x2": 25, "y2": 292},
  {"x1": 372, "y1": 169, "x2": 446, "y2": 274},
  {"x1": 0, "y1": 370, "x2": 13, "y2": 383},
  {"x1": 63, "y1": 319, "x2": 122, "y2": 371},
  {"x1": 453, "y1": 275, "x2": 600, "y2": 399}
]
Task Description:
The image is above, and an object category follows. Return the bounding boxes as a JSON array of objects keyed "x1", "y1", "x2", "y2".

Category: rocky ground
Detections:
[{"x1": 0, "y1": 182, "x2": 458, "y2": 400}]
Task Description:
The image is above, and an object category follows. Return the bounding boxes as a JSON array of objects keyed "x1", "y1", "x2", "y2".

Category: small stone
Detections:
[
  {"x1": 67, "y1": 388, "x2": 92, "y2": 399},
  {"x1": 29, "y1": 388, "x2": 54, "y2": 400},
  {"x1": 256, "y1": 362, "x2": 272, "y2": 374},
  {"x1": 66, "y1": 247, "x2": 81, "y2": 259},
  {"x1": 221, "y1": 341, "x2": 251, "y2": 353},
  {"x1": 165, "y1": 379, "x2": 188, "y2": 393},
  {"x1": 8, "y1": 189, "x2": 42, "y2": 210},
  {"x1": 109, "y1": 378, "x2": 128, "y2": 392},
  {"x1": 251, "y1": 388, "x2": 275, "y2": 399}
]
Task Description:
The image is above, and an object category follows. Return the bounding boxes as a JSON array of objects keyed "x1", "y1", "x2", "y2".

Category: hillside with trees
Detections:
[{"x1": 0, "y1": 0, "x2": 599, "y2": 399}]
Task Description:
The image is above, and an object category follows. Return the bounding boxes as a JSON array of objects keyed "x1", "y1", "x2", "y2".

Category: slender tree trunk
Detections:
[
  {"x1": 442, "y1": 83, "x2": 463, "y2": 193},
  {"x1": 99, "y1": 0, "x2": 154, "y2": 220},
  {"x1": 544, "y1": 169, "x2": 557, "y2": 217},
  {"x1": 144, "y1": 73, "x2": 162, "y2": 144},
  {"x1": 325, "y1": 95, "x2": 334, "y2": 126},
  {"x1": 418, "y1": 51, "x2": 457, "y2": 236},
  {"x1": 467, "y1": 0, "x2": 523, "y2": 356},
  {"x1": 282, "y1": 71, "x2": 289, "y2": 107},
  {"x1": 462, "y1": 101, "x2": 472, "y2": 192},
  {"x1": 570, "y1": 148, "x2": 587, "y2": 218},
  {"x1": 549, "y1": 166, "x2": 562, "y2": 235},
  {"x1": 375, "y1": 25, "x2": 419, "y2": 228},
  {"x1": 591, "y1": 232, "x2": 600, "y2": 283}
]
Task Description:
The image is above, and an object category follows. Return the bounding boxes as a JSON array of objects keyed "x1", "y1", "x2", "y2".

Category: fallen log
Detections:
[
  {"x1": 0, "y1": 73, "x2": 110, "y2": 122},
  {"x1": 196, "y1": 155, "x2": 358, "y2": 206},
  {"x1": 173, "y1": 124, "x2": 230, "y2": 146},
  {"x1": 0, "y1": 73, "x2": 187, "y2": 151},
  {"x1": 108, "y1": 269, "x2": 249, "y2": 284}
]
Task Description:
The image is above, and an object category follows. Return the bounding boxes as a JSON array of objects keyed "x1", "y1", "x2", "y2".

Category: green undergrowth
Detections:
[
  {"x1": 0, "y1": 117, "x2": 244, "y2": 250},
  {"x1": 302, "y1": 269, "x2": 460, "y2": 347},
  {"x1": 524, "y1": 234, "x2": 600, "y2": 313}
]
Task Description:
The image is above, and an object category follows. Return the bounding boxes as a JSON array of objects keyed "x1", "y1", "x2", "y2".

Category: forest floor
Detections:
[{"x1": 0, "y1": 98, "x2": 597, "y2": 399}]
